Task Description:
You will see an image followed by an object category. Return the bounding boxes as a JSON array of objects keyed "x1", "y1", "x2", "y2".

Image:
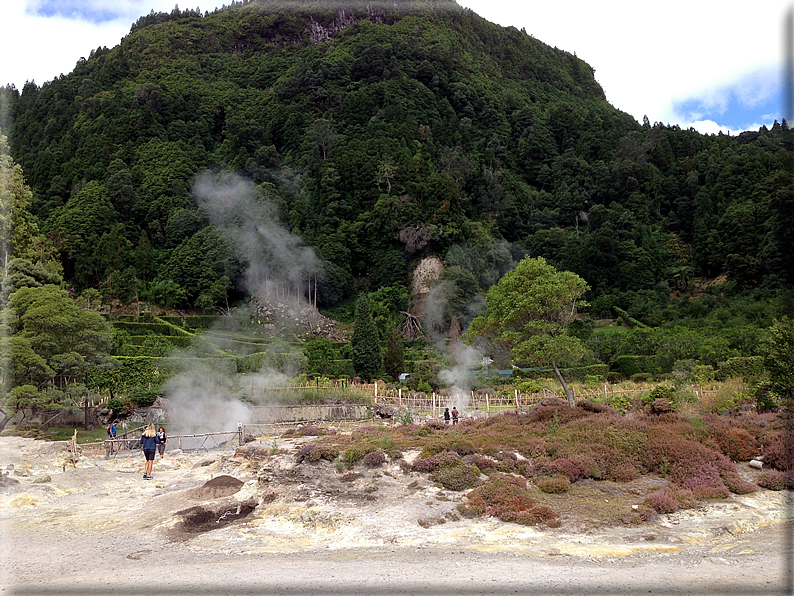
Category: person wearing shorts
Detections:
[{"x1": 139, "y1": 423, "x2": 160, "y2": 479}]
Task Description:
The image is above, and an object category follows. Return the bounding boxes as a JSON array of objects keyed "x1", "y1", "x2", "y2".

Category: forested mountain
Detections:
[{"x1": 1, "y1": 0, "x2": 792, "y2": 328}]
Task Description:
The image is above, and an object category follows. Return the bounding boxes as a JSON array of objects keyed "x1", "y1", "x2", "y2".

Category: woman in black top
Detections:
[{"x1": 140, "y1": 423, "x2": 160, "y2": 479}]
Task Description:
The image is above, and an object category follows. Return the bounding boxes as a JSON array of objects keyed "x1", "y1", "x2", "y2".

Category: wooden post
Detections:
[
  {"x1": 486, "y1": 393, "x2": 490, "y2": 414},
  {"x1": 70, "y1": 429, "x2": 78, "y2": 468}
]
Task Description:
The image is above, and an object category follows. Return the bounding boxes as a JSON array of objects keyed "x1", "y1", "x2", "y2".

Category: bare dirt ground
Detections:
[{"x1": 1, "y1": 435, "x2": 792, "y2": 595}]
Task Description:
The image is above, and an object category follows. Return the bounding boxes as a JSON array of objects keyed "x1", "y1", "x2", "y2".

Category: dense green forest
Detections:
[{"x1": 0, "y1": 0, "x2": 793, "y2": 420}]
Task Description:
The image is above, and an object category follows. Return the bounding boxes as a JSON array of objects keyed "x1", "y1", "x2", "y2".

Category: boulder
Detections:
[
  {"x1": 538, "y1": 397, "x2": 568, "y2": 407},
  {"x1": 650, "y1": 398, "x2": 674, "y2": 414},
  {"x1": 371, "y1": 404, "x2": 396, "y2": 418}
]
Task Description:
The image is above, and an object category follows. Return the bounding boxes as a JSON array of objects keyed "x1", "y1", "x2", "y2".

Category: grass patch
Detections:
[
  {"x1": 531, "y1": 484, "x2": 636, "y2": 524},
  {"x1": 47, "y1": 427, "x2": 113, "y2": 444}
]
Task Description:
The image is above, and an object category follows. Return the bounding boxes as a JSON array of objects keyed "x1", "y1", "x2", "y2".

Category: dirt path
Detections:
[{"x1": 1, "y1": 436, "x2": 792, "y2": 595}]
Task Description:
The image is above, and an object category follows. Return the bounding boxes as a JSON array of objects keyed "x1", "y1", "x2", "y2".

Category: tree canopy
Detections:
[
  {"x1": 351, "y1": 293, "x2": 382, "y2": 381},
  {"x1": 467, "y1": 256, "x2": 588, "y2": 405}
]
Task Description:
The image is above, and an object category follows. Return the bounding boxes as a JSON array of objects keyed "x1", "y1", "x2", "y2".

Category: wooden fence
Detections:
[
  {"x1": 85, "y1": 429, "x2": 244, "y2": 458},
  {"x1": 373, "y1": 384, "x2": 721, "y2": 416}
]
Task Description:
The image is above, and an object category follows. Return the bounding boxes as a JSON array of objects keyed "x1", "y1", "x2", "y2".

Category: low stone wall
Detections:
[{"x1": 248, "y1": 404, "x2": 370, "y2": 423}]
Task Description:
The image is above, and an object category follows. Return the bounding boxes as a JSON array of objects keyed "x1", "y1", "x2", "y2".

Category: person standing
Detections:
[
  {"x1": 107, "y1": 422, "x2": 117, "y2": 454},
  {"x1": 140, "y1": 423, "x2": 160, "y2": 479},
  {"x1": 156, "y1": 427, "x2": 167, "y2": 459},
  {"x1": 451, "y1": 407, "x2": 459, "y2": 425},
  {"x1": 444, "y1": 408, "x2": 450, "y2": 424}
]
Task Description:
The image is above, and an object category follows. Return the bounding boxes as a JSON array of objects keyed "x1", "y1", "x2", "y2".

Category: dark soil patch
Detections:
[{"x1": 170, "y1": 500, "x2": 257, "y2": 539}]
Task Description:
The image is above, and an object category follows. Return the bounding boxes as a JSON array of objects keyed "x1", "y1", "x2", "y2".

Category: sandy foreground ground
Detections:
[{"x1": 0, "y1": 435, "x2": 792, "y2": 595}]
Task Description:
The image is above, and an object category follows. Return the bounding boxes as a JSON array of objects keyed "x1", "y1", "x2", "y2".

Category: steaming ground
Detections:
[{"x1": 1, "y1": 434, "x2": 791, "y2": 595}]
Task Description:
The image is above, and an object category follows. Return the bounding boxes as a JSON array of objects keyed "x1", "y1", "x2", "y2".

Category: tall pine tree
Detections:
[
  {"x1": 383, "y1": 323, "x2": 405, "y2": 382},
  {"x1": 351, "y1": 294, "x2": 382, "y2": 381}
]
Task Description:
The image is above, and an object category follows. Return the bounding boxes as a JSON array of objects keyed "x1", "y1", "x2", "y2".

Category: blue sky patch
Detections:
[
  {"x1": 26, "y1": 0, "x2": 129, "y2": 24},
  {"x1": 672, "y1": 67, "x2": 783, "y2": 132}
]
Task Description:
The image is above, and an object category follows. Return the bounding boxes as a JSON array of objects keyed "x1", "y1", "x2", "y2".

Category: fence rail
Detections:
[
  {"x1": 373, "y1": 384, "x2": 721, "y2": 416},
  {"x1": 86, "y1": 429, "x2": 244, "y2": 458}
]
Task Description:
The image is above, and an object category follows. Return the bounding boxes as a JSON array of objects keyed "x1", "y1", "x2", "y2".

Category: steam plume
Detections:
[
  {"x1": 164, "y1": 171, "x2": 320, "y2": 433},
  {"x1": 193, "y1": 171, "x2": 322, "y2": 300}
]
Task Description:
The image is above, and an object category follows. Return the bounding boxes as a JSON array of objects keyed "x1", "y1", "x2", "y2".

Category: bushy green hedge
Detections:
[
  {"x1": 718, "y1": 356, "x2": 765, "y2": 381},
  {"x1": 112, "y1": 321, "x2": 181, "y2": 336},
  {"x1": 610, "y1": 354, "x2": 671, "y2": 377},
  {"x1": 559, "y1": 364, "x2": 609, "y2": 382},
  {"x1": 184, "y1": 316, "x2": 220, "y2": 329},
  {"x1": 613, "y1": 307, "x2": 649, "y2": 329},
  {"x1": 518, "y1": 364, "x2": 608, "y2": 382},
  {"x1": 124, "y1": 335, "x2": 192, "y2": 348},
  {"x1": 89, "y1": 357, "x2": 167, "y2": 392},
  {"x1": 234, "y1": 351, "x2": 303, "y2": 374}
]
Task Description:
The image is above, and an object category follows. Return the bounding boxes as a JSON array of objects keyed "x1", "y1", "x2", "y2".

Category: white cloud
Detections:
[
  {"x1": 0, "y1": 0, "x2": 179, "y2": 88},
  {"x1": 458, "y1": 0, "x2": 791, "y2": 133},
  {"x1": 2, "y1": 0, "x2": 791, "y2": 135}
]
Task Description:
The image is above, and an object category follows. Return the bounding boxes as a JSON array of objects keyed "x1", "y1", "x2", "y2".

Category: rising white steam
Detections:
[
  {"x1": 163, "y1": 171, "x2": 321, "y2": 433},
  {"x1": 164, "y1": 363, "x2": 251, "y2": 435},
  {"x1": 439, "y1": 342, "x2": 484, "y2": 413},
  {"x1": 192, "y1": 171, "x2": 322, "y2": 300}
]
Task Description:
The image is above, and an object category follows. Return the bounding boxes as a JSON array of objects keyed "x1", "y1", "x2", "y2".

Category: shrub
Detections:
[
  {"x1": 296, "y1": 444, "x2": 315, "y2": 463},
  {"x1": 764, "y1": 432, "x2": 794, "y2": 471},
  {"x1": 469, "y1": 454, "x2": 497, "y2": 473},
  {"x1": 550, "y1": 457, "x2": 589, "y2": 482},
  {"x1": 412, "y1": 457, "x2": 436, "y2": 473},
  {"x1": 630, "y1": 373, "x2": 653, "y2": 383},
  {"x1": 459, "y1": 475, "x2": 559, "y2": 526},
  {"x1": 643, "y1": 428, "x2": 741, "y2": 495},
  {"x1": 340, "y1": 471, "x2": 361, "y2": 482},
  {"x1": 106, "y1": 397, "x2": 128, "y2": 413},
  {"x1": 721, "y1": 470, "x2": 757, "y2": 495},
  {"x1": 412, "y1": 450, "x2": 462, "y2": 473},
  {"x1": 395, "y1": 410, "x2": 414, "y2": 425},
  {"x1": 644, "y1": 488, "x2": 679, "y2": 514},
  {"x1": 678, "y1": 463, "x2": 730, "y2": 499},
  {"x1": 299, "y1": 425, "x2": 321, "y2": 437},
  {"x1": 708, "y1": 427, "x2": 758, "y2": 461},
  {"x1": 128, "y1": 386, "x2": 158, "y2": 408},
  {"x1": 756, "y1": 469, "x2": 793, "y2": 491},
  {"x1": 362, "y1": 450, "x2": 386, "y2": 468},
  {"x1": 296, "y1": 444, "x2": 339, "y2": 463},
  {"x1": 343, "y1": 446, "x2": 376, "y2": 467},
  {"x1": 576, "y1": 400, "x2": 614, "y2": 414},
  {"x1": 608, "y1": 462, "x2": 640, "y2": 482},
  {"x1": 642, "y1": 384, "x2": 677, "y2": 406},
  {"x1": 430, "y1": 464, "x2": 481, "y2": 491},
  {"x1": 537, "y1": 476, "x2": 570, "y2": 494}
]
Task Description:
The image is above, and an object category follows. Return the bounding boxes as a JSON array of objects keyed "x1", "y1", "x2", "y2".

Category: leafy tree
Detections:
[
  {"x1": 762, "y1": 317, "x2": 794, "y2": 402},
  {"x1": 1, "y1": 285, "x2": 115, "y2": 428},
  {"x1": 351, "y1": 293, "x2": 382, "y2": 382},
  {"x1": 10, "y1": 285, "x2": 114, "y2": 372},
  {"x1": 304, "y1": 338, "x2": 336, "y2": 377},
  {"x1": 467, "y1": 257, "x2": 588, "y2": 406}
]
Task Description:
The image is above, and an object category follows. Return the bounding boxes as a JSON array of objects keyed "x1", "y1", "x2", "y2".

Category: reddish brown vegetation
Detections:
[{"x1": 458, "y1": 475, "x2": 558, "y2": 526}]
